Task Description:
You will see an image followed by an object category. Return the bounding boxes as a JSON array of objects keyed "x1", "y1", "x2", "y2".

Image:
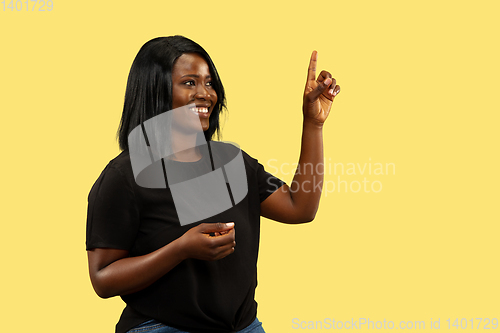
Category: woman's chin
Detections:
[{"x1": 200, "y1": 122, "x2": 210, "y2": 132}]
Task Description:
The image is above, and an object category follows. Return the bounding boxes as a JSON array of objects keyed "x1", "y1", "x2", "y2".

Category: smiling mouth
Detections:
[
  {"x1": 187, "y1": 104, "x2": 210, "y2": 117},
  {"x1": 189, "y1": 106, "x2": 210, "y2": 116},
  {"x1": 194, "y1": 107, "x2": 209, "y2": 114}
]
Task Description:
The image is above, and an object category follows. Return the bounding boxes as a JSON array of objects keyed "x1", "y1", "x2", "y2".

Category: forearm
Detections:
[
  {"x1": 289, "y1": 118, "x2": 325, "y2": 220},
  {"x1": 89, "y1": 239, "x2": 184, "y2": 298},
  {"x1": 260, "y1": 50, "x2": 338, "y2": 223},
  {"x1": 89, "y1": 223, "x2": 236, "y2": 298}
]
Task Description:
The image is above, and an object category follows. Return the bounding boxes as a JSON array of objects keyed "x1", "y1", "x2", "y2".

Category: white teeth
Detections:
[{"x1": 196, "y1": 107, "x2": 208, "y2": 113}]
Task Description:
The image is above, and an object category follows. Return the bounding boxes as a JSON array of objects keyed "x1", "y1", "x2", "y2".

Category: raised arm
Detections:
[
  {"x1": 87, "y1": 222, "x2": 235, "y2": 298},
  {"x1": 260, "y1": 51, "x2": 340, "y2": 223}
]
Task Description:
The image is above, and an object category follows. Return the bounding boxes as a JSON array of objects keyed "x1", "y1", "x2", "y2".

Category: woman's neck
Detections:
[{"x1": 170, "y1": 132, "x2": 202, "y2": 162}]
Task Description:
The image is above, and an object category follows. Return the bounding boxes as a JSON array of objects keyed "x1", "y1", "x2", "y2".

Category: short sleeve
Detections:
[
  {"x1": 238, "y1": 150, "x2": 285, "y2": 203},
  {"x1": 255, "y1": 162, "x2": 286, "y2": 202},
  {"x1": 86, "y1": 163, "x2": 140, "y2": 251}
]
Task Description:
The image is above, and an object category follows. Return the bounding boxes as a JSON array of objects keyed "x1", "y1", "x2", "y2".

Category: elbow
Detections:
[
  {"x1": 300, "y1": 206, "x2": 319, "y2": 223},
  {"x1": 91, "y1": 281, "x2": 113, "y2": 299},
  {"x1": 290, "y1": 210, "x2": 317, "y2": 224},
  {"x1": 301, "y1": 212, "x2": 316, "y2": 223},
  {"x1": 305, "y1": 216, "x2": 316, "y2": 223},
  {"x1": 89, "y1": 274, "x2": 117, "y2": 299},
  {"x1": 94, "y1": 288, "x2": 113, "y2": 299},
  {"x1": 93, "y1": 284, "x2": 118, "y2": 299},
  {"x1": 291, "y1": 199, "x2": 319, "y2": 223}
]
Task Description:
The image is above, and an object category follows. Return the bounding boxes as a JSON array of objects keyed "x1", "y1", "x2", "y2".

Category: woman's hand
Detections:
[
  {"x1": 178, "y1": 222, "x2": 236, "y2": 261},
  {"x1": 303, "y1": 51, "x2": 340, "y2": 126}
]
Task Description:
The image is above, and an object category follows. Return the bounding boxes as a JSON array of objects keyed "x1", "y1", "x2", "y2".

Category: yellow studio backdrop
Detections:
[{"x1": 1, "y1": 0, "x2": 498, "y2": 332}]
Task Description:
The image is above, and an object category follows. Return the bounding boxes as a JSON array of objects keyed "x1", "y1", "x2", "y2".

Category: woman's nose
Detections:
[{"x1": 195, "y1": 85, "x2": 211, "y2": 99}]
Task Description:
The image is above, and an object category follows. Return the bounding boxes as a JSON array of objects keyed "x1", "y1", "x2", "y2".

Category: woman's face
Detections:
[{"x1": 171, "y1": 53, "x2": 218, "y2": 133}]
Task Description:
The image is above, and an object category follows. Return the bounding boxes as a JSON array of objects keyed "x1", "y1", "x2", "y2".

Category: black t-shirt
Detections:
[{"x1": 86, "y1": 141, "x2": 285, "y2": 333}]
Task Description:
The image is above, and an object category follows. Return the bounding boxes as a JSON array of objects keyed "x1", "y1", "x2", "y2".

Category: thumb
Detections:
[
  {"x1": 200, "y1": 222, "x2": 234, "y2": 233},
  {"x1": 307, "y1": 78, "x2": 331, "y2": 102}
]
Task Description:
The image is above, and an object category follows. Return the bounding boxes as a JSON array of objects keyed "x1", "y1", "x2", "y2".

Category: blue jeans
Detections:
[{"x1": 126, "y1": 317, "x2": 265, "y2": 333}]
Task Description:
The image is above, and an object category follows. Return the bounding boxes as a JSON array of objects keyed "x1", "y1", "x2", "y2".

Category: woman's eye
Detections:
[{"x1": 183, "y1": 80, "x2": 212, "y2": 87}]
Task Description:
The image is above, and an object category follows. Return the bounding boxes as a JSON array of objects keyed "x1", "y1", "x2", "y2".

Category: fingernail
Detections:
[
  {"x1": 226, "y1": 222, "x2": 234, "y2": 227},
  {"x1": 329, "y1": 89, "x2": 334, "y2": 95},
  {"x1": 324, "y1": 78, "x2": 331, "y2": 86},
  {"x1": 333, "y1": 90, "x2": 338, "y2": 96}
]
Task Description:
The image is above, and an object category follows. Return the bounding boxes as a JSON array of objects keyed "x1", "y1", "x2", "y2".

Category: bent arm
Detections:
[
  {"x1": 260, "y1": 51, "x2": 340, "y2": 224},
  {"x1": 87, "y1": 240, "x2": 184, "y2": 299},
  {"x1": 87, "y1": 222, "x2": 235, "y2": 298},
  {"x1": 260, "y1": 119, "x2": 324, "y2": 224}
]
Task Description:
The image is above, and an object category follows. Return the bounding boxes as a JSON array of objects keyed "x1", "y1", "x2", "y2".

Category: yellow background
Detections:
[{"x1": 1, "y1": 0, "x2": 499, "y2": 332}]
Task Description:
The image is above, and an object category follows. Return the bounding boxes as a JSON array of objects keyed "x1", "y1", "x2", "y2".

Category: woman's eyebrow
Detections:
[{"x1": 180, "y1": 74, "x2": 212, "y2": 79}]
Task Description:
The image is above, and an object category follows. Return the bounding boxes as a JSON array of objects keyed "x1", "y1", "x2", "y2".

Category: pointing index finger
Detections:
[{"x1": 307, "y1": 50, "x2": 318, "y2": 82}]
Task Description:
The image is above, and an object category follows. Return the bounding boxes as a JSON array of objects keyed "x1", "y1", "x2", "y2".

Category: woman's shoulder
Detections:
[
  {"x1": 88, "y1": 151, "x2": 136, "y2": 198},
  {"x1": 101, "y1": 150, "x2": 135, "y2": 180}
]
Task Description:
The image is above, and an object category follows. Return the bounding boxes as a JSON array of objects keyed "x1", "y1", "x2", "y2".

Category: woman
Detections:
[{"x1": 86, "y1": 35, "x2": 340, "y2": 333}]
